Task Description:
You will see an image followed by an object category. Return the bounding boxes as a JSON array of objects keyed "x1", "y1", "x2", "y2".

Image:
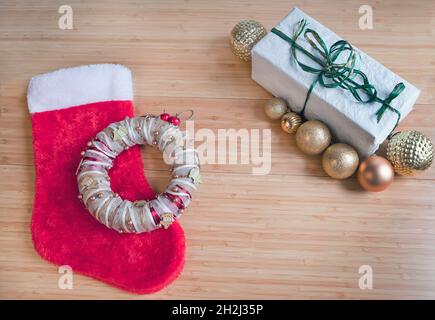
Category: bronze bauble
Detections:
[
  {"x1": 281, "y1": 112, "x2": 302, "y2": 134},
  {"x1": 357, "y1": 155, "x2": 394, "y2": 192},
  {"x1": 386, "y1": 130, "x2": 433, "y2": 176},
  {"x1": 295, "y1": 120, "x2": 331, "y2": 155},
  {"x1": 322, "y1": 143, "x2": 359, "y2": 179},
  {"x1": 229, "y1": 20, "x2": 267, "y2": 61}
]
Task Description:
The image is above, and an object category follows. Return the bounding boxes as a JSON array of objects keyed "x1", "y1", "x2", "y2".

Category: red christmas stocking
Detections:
[{"x1": 27, "y1": 64, "x2": 185, "y2": 293}]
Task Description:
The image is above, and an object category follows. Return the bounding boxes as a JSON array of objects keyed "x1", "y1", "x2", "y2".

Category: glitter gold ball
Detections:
[
  {"x1": 229, "y1": 20, "x2": 267, "y2": 61},
  {"x1": 386, "y1": 130, "x2": 434, "y2": 176},
  {"x1": 357, "y1": 155, "x2": 394, "y2": 192},
  {"x1": 264, "y1": 98, "x2": 288, "y2": 120},
  {"x1": 280, "y1": 112, "x2": 302, "y2": 134},
  {"x1": 295, "y1": 120, "x2": 331, "y2": 155},
  {"x1": 322, "y1": 143, "x2": 359, "y2": 179}
]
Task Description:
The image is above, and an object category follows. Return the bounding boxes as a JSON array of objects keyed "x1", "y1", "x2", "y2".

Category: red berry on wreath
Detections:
[
  {"x1": 160, "y1": 113, "x2": 170, "y2": 121},
  {"x1": 169, "y1": 116, "x2": 181, "y2": 126}
]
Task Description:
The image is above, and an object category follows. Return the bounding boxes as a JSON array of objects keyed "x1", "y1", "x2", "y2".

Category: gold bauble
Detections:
[
  {"x1": 295, "y1": 120, "x2": 331, "y2": 155},
  {"x1": 230, "y1": 20, "x2": 267, "y2": 61},
  {"x1": 280, "y1": 112, "x2": 302, "y2": 134},
  {"x1": 357, "y1": 155, "x2": 394, "y2": 192},
  {"x1": 386, "y1": 130, "x2": 434, "y2": 176},
  {"x1": 322, "y1": 143, "x2": 359, "y2": 179},
  {"x1": 264, "y1": 98, "x2": 288, "y2": 120}
]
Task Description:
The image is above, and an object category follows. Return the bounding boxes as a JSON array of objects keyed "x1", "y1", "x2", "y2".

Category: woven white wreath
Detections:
[{"x1": 76, "y1": 112, "x2": 201, "y2": 233}]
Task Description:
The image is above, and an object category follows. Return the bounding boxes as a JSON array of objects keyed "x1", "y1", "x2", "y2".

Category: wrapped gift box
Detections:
[{"x1": 252, "y1": 7, "x2": 420, "y2": 157}]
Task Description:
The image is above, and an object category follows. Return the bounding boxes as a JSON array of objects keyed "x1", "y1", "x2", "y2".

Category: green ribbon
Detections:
[{"x1": 271, "y1": 19, "x2": 405, "y2": 133}]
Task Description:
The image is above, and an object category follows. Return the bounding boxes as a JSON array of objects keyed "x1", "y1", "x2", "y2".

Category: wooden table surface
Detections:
[{"x1": 1, "y1": 0, "x2": 434, "y2": 299}]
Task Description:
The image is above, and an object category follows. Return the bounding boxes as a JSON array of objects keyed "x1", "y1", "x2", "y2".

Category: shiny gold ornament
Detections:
[
  {"x1": 230, "y1": 20, "x2": 267, "y2": 61},
  {"x1": 281, "y1": 112, "x2": 302, "y2": 134},
  {"x1": 264, "y1": 98, "x2": 288, "y2": 120},
  {"x1": 322, "y1": 143, "x2": 359, "y2": 179},
  {"x1": 159, "y1": 213, "x2": 175, "y2": 229},
  {"x1": 188, "y1": 167, "x2": 202, "y2": 184},
  {"x1": 357, "y1": 155, "x2": 394, "y2": 192},
  {"x1": 295, "y1": 120, "x2": 331, "y2": 155},
  {"x1": 386, "y1": 130, "x2": 434, "y2": 176},
  {"x1": 134, "y1": 200, "x2": 147, "y2": 207},
  {"x1": 112, "y1": 125, "x2": 128, "y2": 141}
]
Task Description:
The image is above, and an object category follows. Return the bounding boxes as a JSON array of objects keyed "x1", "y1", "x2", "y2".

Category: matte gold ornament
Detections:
[
  {"x1": 230, "y1": 20, "x2": 267, "y2": 61},
  {"x1": 264, "y1": 98, "x2": 288, "y2": 120},
  {"x1": 386, "y1": 130, "x2": 434, "y2": 176},
  {"x1": 280, "y1": 112, "x2": 302, "y2": 134},
  {"x1": 322, "y1": 143, "x2": 359, "y2": 179},
  {"x1": 295, "y1": 120, "x2": 331, "y2": 155},
  {"x1": 357, "y1": 155, "x2": 394, "y2": 192}
]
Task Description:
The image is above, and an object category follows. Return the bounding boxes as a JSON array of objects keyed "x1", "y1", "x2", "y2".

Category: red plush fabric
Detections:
[{"x1": 30, "y1": 100, "x2": 185, "y2": 294}]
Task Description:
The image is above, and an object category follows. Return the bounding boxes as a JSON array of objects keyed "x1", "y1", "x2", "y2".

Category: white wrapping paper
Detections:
[{"x1": 252, "y1": 7, "x2": 420, "y2": 157}]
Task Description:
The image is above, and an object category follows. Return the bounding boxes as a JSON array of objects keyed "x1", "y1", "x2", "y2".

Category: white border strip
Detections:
[{"x1": 27, "y1": 64, "x2": 133, "y2": 114}]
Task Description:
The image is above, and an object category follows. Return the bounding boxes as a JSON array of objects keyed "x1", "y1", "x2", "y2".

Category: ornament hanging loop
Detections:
[{"x1": 176, "y1": 109, "x2": 194, "y2": 122}]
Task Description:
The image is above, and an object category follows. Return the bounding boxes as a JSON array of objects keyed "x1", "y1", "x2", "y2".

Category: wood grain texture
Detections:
[{"x1": 0, "y1": 0, "x2": 434, "y2": 299}]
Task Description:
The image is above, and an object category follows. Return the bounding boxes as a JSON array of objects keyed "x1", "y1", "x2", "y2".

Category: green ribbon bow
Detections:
[{"x1": 271, "y1": 19, "x2": 405, "y2": 133}]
